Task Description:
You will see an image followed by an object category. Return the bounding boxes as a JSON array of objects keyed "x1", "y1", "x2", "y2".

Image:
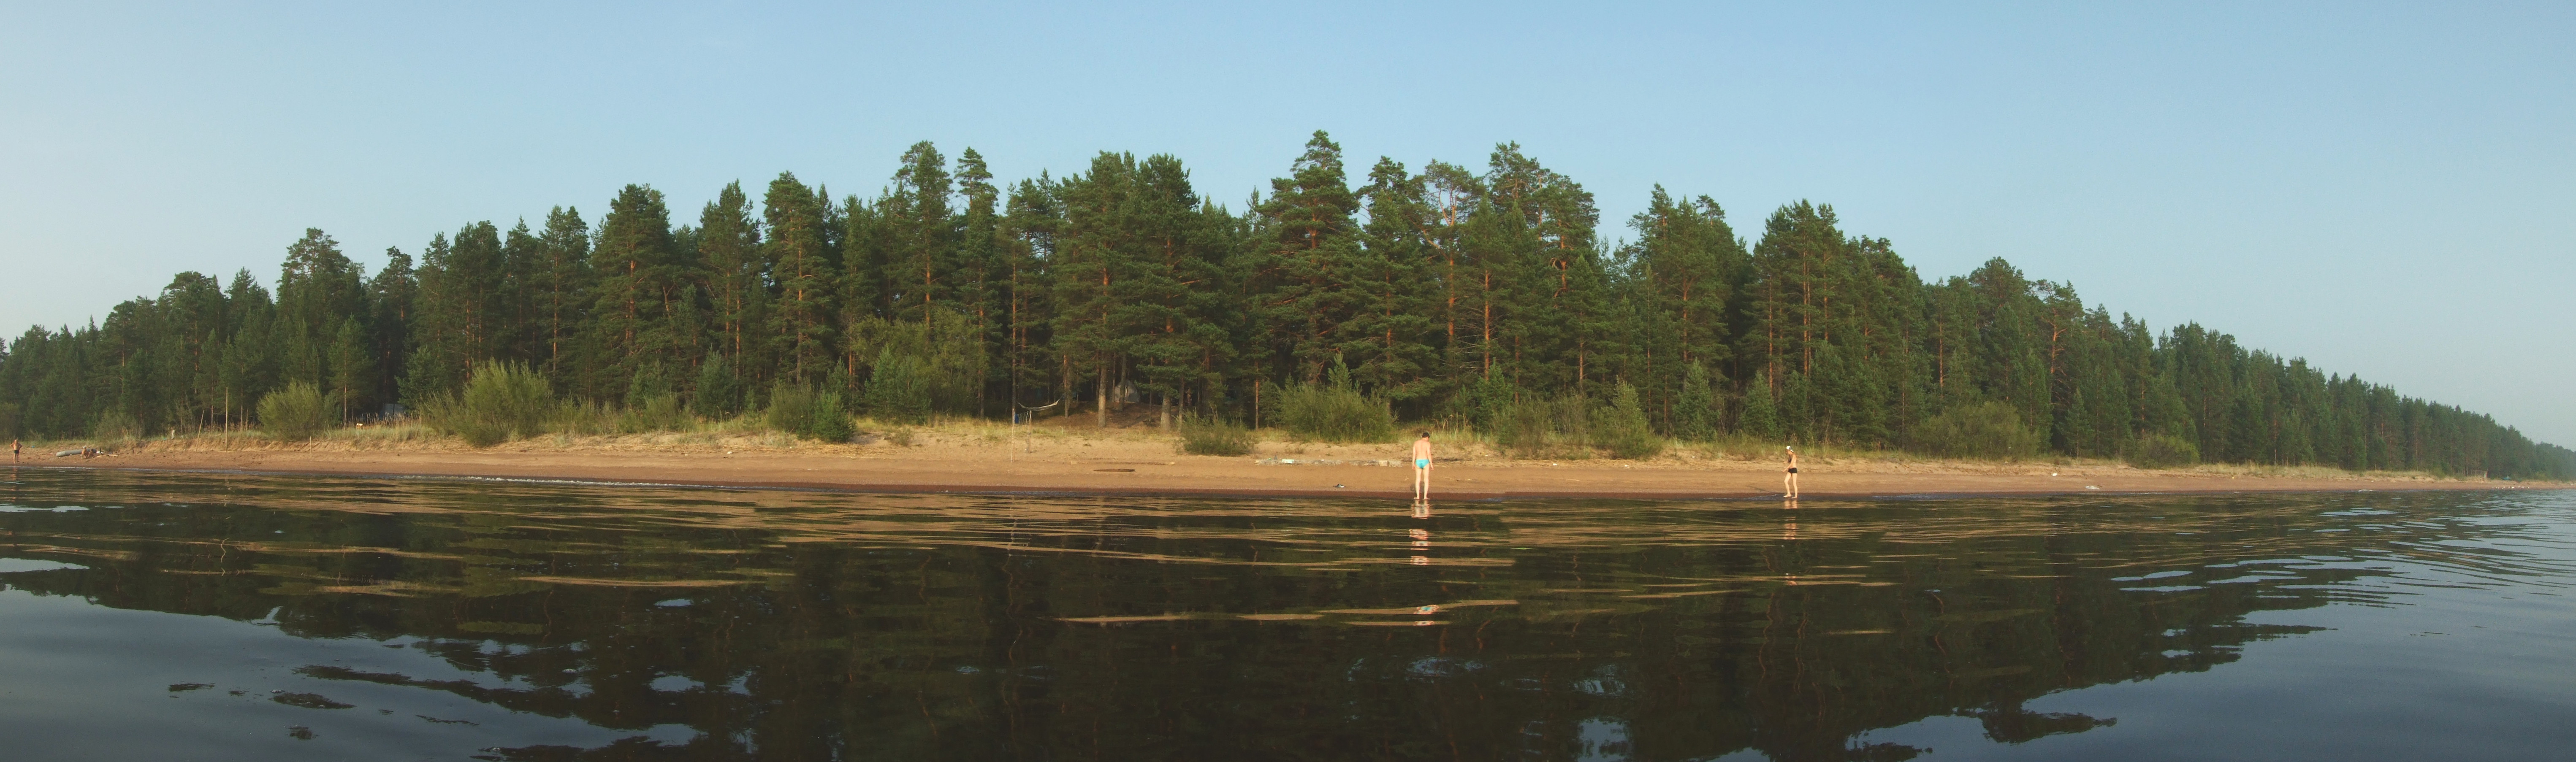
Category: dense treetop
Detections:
[{"x1": 3, "y1": 132, "x2": 2566, "y2": 478}]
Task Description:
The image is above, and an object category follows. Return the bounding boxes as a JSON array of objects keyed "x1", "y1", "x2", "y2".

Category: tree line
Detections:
[{"x1": 2, "y1": 131, "x2": 2566, "y2": 478}]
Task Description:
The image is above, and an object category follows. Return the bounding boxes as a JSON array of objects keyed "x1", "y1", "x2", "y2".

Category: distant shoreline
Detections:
[{"x1": 21, "y1": 437, "x2": 2559, "y2": 501}]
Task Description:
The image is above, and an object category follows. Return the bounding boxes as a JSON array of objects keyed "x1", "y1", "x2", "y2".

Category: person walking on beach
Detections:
[
  {"x1": 1783, "y1": 445, "x2": 1800, "y2": 499},
  {"x1": 10, "y1": 439, "x2": 19, "y2": 464},
  {"x1": 1411, "y1": 431, "x2": 1434, "y2": 502}
]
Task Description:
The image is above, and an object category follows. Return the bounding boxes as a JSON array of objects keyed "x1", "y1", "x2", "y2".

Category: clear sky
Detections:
[{"x1": 4, "y1": 1, "x2": 2570, "y2": 444}]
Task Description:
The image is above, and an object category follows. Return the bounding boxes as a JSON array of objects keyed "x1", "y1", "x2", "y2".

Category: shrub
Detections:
[
  {"x1": 1911, "y1": 401, "x2": 2041, "y2": 460},
  {"x1": 807, "y1": 391, "x2": 856, "y2": 443},
  {"x1": 1274, "y1": 359, "x2": 1393, "y2": 443},
  {"x1": 2126, "y1": 433, "x2": 2200, "y2": 470},
  {"x1": 765, "y1": 383, "x2": 816, "y2": 435},
  {"x1": 1593, "y1": 382, "x2": 1664, "y2": 459},
  {"x1": 425, "y1": 362, "x2": 554, "y2": 447},
  {"x1": 619, "y1": 392, "x2": 691, "y2": 433},
  {"x1": 1178, "y1": 415, "x2": 1256, "y2": 456},
  {"x1": 765, "y1": 383, "x2": 854, "y2": 442},
  {"x1": 1276, "y1": 383, "x2": 1394, "y2": 443},
  {"x1": 551, "y1": 399, "x2": 618, "y2": 436},
  {"x1": 1495, "y1": 394, "x2": 1594, "y2": 459},
  {"x1": 862, "y1": 348, "x2": 932, "y2": 425},
  {"x1": 257, "y1": 383, "x2": 335, "y2": 442},
  {"x1": 691, "y1": 354, "x2": 742, "y2": 419},
  {"x1": 92, "y1": 407, "x2": 146, "y2": 442},
  {"x1": 1673, "y1": 364, "x2": 1716, "y2": 442},
  {"x1": 1735, "y1": 385, "x2": 1782, "y2": 440}
]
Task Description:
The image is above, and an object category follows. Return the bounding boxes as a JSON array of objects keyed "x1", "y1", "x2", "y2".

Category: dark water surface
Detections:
[{"x1": 1, "y1": 470, "x2": 2570, "y2": 761}]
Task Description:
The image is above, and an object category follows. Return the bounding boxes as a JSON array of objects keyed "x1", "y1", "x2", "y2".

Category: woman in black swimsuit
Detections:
[{"x1": 1783, "y1": 445, "x2": 1800, "y2": 499}]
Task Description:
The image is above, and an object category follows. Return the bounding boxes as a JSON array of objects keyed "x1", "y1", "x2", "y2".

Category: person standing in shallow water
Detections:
[
  {"x1": 1783, "y1": 446, "x2": 1800, "y2": 499},
  {"x1": 1411, "y1": 431, "x2": 1434, "y2": 503}
]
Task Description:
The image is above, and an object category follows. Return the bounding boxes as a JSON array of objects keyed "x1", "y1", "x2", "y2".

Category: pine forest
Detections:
[{"x1": 3, "y1": 132, "x2": 2567, "y2": 479}]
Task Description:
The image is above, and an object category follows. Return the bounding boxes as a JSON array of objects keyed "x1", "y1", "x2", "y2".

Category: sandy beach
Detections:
[{"x1": 22, "y1": 423, "x2": 2560, "y2": 500}]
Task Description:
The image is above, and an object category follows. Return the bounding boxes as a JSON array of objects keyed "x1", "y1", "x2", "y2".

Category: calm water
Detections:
[{"x1": 0, "y1": 470, "x2": 2569, "y2": 761}]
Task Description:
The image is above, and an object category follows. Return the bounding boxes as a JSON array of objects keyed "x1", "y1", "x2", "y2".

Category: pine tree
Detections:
[
  {"x1": 1253, "y1": 131, "x2": 1365, "y2": 384},
  {"x1": 763, "y1": 173, "x2": 838, "y2": 382},
  {"x1": 534, "y1": 207, "x2": 592, "y2": 380},
  {"x1": 328, "y1": 316, "x2": 372, "y2": 419},
  {"x1": 587, "y1": 185, "x2": 686, "y2": 395},
  {"x1": 1345, "y1": 157, "x2": 1439, "y2": 405},
  {"x1": 697, "y1": 181, "x2": 765, "y2": 381}
]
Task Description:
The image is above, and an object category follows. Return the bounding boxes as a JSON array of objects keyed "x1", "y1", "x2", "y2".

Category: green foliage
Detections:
[
  {"x1": 1177, "y1": 415, "x2": 1256, "y2": 457},
  {"x1": 0, "y1": 141, "x2": 2568, "y2": 481},
  {"x1": 765, "y1": 383, "x2": 818, "y2": 437},
  {"x1": 860, "y1": 347, "x2": 933, "y2": 425},
  {"x1": 1275, "y1": 364, "x2": 1394, "y2": 443},
  {"x1": 1912, "y1": 401, "x2": 2042, "y2": 461},
  {"x1": 553, "y1": 399, "x2": 618, "y2": 436},
  {"x1": 2126, "y1": 433, "x2": 2200, "y2": 470},
  {"x1": 1737, "y1": 384, "x2": 1783, "y2": 441},
  {"x1": 690, "y1": 354, "x2": 741, "y2": 419},
  {"x1": 1673, "y1": 364, "x2": 1716, "y2": 442},
  {"x1": 765, "y1": 383, "x2": 854, "y2": 442},
  {"x1": 257, "y1": 382, "x2": 334, "y2": 442},
  {"x1": 427, "y1": 362, "x2": 554, "y2": 447},
  {"x1": 619, "y1": 393, "x2": 690, "y2": 433},
  {"x1": 1495, "y1": 393, "x2": 1592, "y2": 459},
  {"x1": 807, "y1": 391, "x2": 857, "y2": 443},
  {"x1": 0, "y1": 402, "x2": 19, "y2": 440},
  {"x1": 1594, "y1": 382, "x2": 1664, "y2": 459}
]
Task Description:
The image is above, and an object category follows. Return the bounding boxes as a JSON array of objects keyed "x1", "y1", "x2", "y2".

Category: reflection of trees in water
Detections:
[{"x1": 0, "y1": 471, "x2": 2546, "y2": 761}]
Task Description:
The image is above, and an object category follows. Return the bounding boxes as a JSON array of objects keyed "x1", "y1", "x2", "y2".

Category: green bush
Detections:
[
  {"x1": 1593, "y1": 382, "x2": 1664, "y2": 459},
  {"x1": 257, "y1": 383, "x2": 335, "y2": 442},
  {"x1": 862, "y1": 348, "x2": 932, "y2": 425},
  {"x1": 765, "y1": 383, "x2": 817, "y2": 437},
  {"x1": 1673, "y1": 364, "x2": 1716, "y2": 442},
  {"x1": 765, "y1": 383, "x2": 854, "y2": 442},
  {"x1": 92, "y1": 407, "x2": 146, "y2": 441},
  {"x1": 807, "y1": 391, "x2": 857, "y2": 443},
  {"x1": 425, "y1": 362, "x2": 554, "y2": 447},
  {"x1": 691, "y1": 354, "x2": 742, "y2": 419},
  {"x1": 1177, "y1": 416, "x2": 1256, "y2": 456},
  {"x1": 1495, "y1": 394, "x2": 1594, "y2": 459},
  {"x1": 1735, "y1": 385, "x2": 1782, "y2": 440},
  {"x1": 618, "y1": 392, "x2": 691, "y2": 433},
  {"x1": 1912, "y1": 401, "x2": 2041, "y2": 460},
  {"x1": 1276, "y1": 383, "x2": 1394, "y2": 443},
  {"x1": 1272, "y1": 359, "x2": 1395, "y2": 443},
  {"x1": 2126, "y1": 433, "x2": 2200, "y2": 470}
]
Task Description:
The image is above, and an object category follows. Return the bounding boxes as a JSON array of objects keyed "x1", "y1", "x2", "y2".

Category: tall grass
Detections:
[{"x1": 257, "y1": 382, "x2": 335, "y2": 442}]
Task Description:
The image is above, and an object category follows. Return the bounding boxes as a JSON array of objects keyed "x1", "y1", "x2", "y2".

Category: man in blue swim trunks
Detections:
[{"x1": 1411, "y1": 431, "x2": 1434, "y2": 502}]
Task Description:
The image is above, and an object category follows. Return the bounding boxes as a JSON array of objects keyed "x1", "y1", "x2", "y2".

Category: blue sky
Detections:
[{"x1": 4, "y1": 1, "x2": 2571, "y2": 444}]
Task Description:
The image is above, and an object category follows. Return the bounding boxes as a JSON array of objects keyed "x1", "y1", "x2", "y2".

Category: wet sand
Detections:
[{"x1": 37, "y1": 444, "x2": 2561, "y2": 500}]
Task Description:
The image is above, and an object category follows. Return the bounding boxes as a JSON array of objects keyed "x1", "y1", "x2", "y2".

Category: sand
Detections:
[{"x1": 20, "y1": 423, "x2": 2560, "y2": 500}]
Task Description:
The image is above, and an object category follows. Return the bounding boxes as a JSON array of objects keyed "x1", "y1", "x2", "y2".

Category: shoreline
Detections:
[{"x1": 18, "y1": 445, "x2": 2564, "y2": 501}]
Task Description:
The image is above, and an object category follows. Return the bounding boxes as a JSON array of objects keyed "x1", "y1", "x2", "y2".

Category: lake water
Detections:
[{"x1": 0, "y1": 469, "x2": 2568, "y2": 761}]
